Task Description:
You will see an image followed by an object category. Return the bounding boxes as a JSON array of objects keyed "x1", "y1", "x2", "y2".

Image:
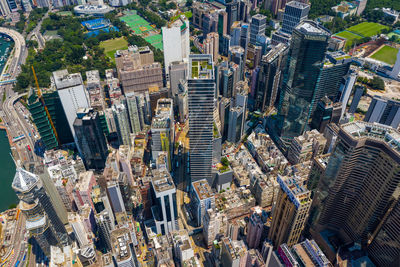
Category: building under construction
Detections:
[{"x1": 28, "y1": 88, "x2": 74, "y2": 149}]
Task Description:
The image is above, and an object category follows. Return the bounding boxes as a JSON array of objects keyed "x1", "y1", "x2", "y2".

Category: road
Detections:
[
  {"x1": 1, "y1": 212, "x2": 27, "y2": 267},
  {"x1": 26, "y1": 6, "x2": 52, "y2": 49}
]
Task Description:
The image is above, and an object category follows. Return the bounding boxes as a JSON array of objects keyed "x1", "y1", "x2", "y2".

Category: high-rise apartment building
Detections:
[
  {"x1": 169, "y1": 61, "x2": 187, "y2": 99},
  {"x1": 190, "y1": 179, "x2": 215, "y2": 227},
  {"x1": 203, "y1": 32, "x2": 219, "y2": 63},
  {"x1": 125, "y1": 92, "x2": 142, "y2": 134},
  {"x1": 268, "y1": 175, "x2": 312, "y2": 248},
  {"x1": 12, "y1": 168, "x2": 70, "y2": 256},
  {"x1": 112, "y1": 102, "x2": 131, "y2": 146},
  {"x1": 53, "y1": 70, "x2": 90, "y2": 141},
  {"x1": 273, "y1": 21, "x2": 330, "y2": 148},
  {"x1": 150, "y1": 169, "x2": 178, "y2": 235},
  {"x1": 162, "y1": 15, "x2": 190, "y2": 76},
  {"x1": 246, "y1": 210, "x2": 264, "y2": 249},
  {"x1": 115, "y1": 46, "x2": 163, "y2": 94},
  {"x1": 188, "y1": 55, "x2": 215, "y2": 182},
  {"x1": 313, "y1": 122, "x2": 400, "y2": 255},
  {"x1": 151, "y1": 98, "x2": 174, "y2": 166},
  {"x1": 254, "y1": 43, "x2": 288, "y2": 112},
  {"x1": 73, "y1": 108, "x2": 108, "y2": 170},
  {"x1": 250, "y1": 14, "x2": 267, "y2": 45}
]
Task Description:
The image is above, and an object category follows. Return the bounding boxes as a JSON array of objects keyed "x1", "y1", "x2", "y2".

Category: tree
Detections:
[
  {"x1": 370, "y1": 76, "x2": 385, "y2": 90},
  {"x1": 186, "y1": 0, "x2": 193, "y2": 7}
]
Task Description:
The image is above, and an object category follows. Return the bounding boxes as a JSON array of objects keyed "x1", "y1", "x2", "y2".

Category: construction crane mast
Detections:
[{"x1": 31, "y1": 66, "x2": 60, "y2": 145}]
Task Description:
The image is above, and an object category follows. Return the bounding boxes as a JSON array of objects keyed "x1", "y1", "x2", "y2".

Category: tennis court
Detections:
[{"x1": 144, "y1": 34, "x2": 163, "y2": 50}]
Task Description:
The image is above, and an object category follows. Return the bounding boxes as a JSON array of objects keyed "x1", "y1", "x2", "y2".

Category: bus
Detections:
[
  {"x1": 12, "y1": 134, "x2": 25, "y2": 142},
  {"x1": 27, "y1": 145, "x2": 31, "y2": 151}
]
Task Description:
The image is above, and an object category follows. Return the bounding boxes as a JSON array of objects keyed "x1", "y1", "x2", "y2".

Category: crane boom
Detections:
[{"x1": 31, "y1": 66, "x2": 60, "y2": 145}]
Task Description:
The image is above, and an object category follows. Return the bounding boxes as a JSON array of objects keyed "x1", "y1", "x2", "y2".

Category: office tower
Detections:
[
  {"x1": 112, "y1": 102, "x2": 131, "y2": 146},
  {"x1": 337, "y1": 71, "x2": 357, "y2": 119},
  {"x1": 190, "y1": 179, "x2": 215, "y2": 227},
  {"x1": 188, "y1": 55, "x2": 215, "y2": 182},
  {"x1": 281, "y1": 1, "x2": 310, "y2": 35},
  {"x1": 254, "y1": 43, "x2": 288, "y2": 112},
  {"x1": 227, "y1": 106, "x2": 245, "y2": 143},
  {"x1": 246, "y1": 211, "x2": 264, "y2": 249},
  {"x1": 150, "y1": 169, "x2": 178, "y2": 235},
  {"x1": 239, "y1": 23, "x2": 250, "y2": 62},
  {"x1": 69, "y1": 212, "x2": 93, "y2": 248},
  {"x1": 268, "y1": 175, "x2": 312, "y2": 248},
  {"x1": 27, "y1": 88, "x2": 58, "y2": 149},
  {"x1": 86, "y1": 70, "x2": 105, "y2": 111},
  {"x1": 274, "y1": 21, "x2": 330, "y2": 147},
  {"x1": 247, "y1": 44, "x2": 263, "y2": 69},
  {"x1": 96, "y1": 210, "x2": 114, "y2": 251},
  {"x1": 107, "y1": 181, "x2": 126, "y2": 216},
  {"x1": 218, "y1": 62, "x2": 236, "y2": 98},
  {"x1": 169, "y1": 61, "x2": 187, "y2": 99},
  {"x1": 355, "y1": 0, "x2": 367, "y2": 15},
  {"x1": 229, "y1": 46, "x2": 245, "y2": 81},
  {"x1": 115, "y1": 46, "x2": 163, "y2": 94},
  {"x1": 203, "y1": 32, "x2": 219, "y2": 63},
  {"x1": 367, "y1": 199, "x2": 400, "y2": 267},
  {"x1": 219, "y1": 96, "x2": 231, "y2": 142},
  {"x1": 151, "y1": 98, "x2": 174, "y2": 165},
  {"x1": 125, "y1": 92, "x2": 142, "y2": 134},
  {"x1": 12, "y1": 168, "x2": 70, "y2": 256},
  {"x1": 110, "y1": 228, "x2": 136, "y2": 267},
  {"x1": 226, "y1": 0, "x2": 239, "y2": 34},
  {"x1": 218, "y1": 11, "x2": 228, "y2": 37},
  {"x1": 220, "y1": 34, "x2": 231, "y2": 56},
  {"x1": 162, "y1": 15, "x2": 190, "y2": 76},
  {"x1": 250, "y1": 14, "x2": 267, "y2": 45},
  {"x1": 390, "y1": 49, "x2": 400, "y2": 79},
  {"x1": 311, "y1": 52, "x2": 352, "y2": 115},
  {"x1": 271, "y1": 0, "x2": 287, "y2": 15},
  {"x1": 36, "y1": 0, "x2": 49, "y2": 7},
  {"x1": 73, "y1": 108, "x2": 108, "y2": 170},
  {"x1": 310, "y1": 97, "x2": 341, "y2": 132},
  {"x1": 271, "y1": 1, "x2": 309, "y2": 45},
  {"x1": 53, "y1": 70, "x2": 90, "y2": 141},
  {"x1": 313, "y1": 122, "x2": 400, "y2": 253},
  {"x1": 348, "y1": 86, "x2": 364, "y2": 113},
  {"x1": 364, "y1": 96, "x2": 400, "y2": 128}
]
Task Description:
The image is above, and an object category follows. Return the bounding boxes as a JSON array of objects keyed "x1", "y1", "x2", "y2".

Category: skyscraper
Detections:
[
  {"x1": 254, "y1": 43, "x2": 288, "y2": 112},
  {"x1": 273, "y1": 21, "x2": 330, "y2": 147},
  {"x1": 112, "y1": 102, "x2": 131, "y2": 146},
  {"x1": 12, "y1": 168, "x2": 70, "y2": 256},
  {"x1": 150, "y1": 169, "x2": 178, "y2": 235},
  {"x1": 268, "y1": 175, "x2": 312, "y2": 248},
  {"x1": 53, "y1": 70, "x2": 90, "y2": 141},
  {"x1": 188, "y1": 55, "x2": 215, "y2": 182},
  {"x1": 74, "y1": 108, "x2": 108, "y2": 170},
  {"x1": 162, "y1": 15, "x2": 190, "y2": 76},
  {"x1": 250, "y1": 14, "x2": 267, "y2": 45},
  {"x1": 226, "y1": 0, "x2": 239, "y2": 34},
  {"x1": 312, "y1": 122, "x2": 400, "y2": 255},
  {"x1": 110, "y1": 228, "x2": 137, "y2": 267}
]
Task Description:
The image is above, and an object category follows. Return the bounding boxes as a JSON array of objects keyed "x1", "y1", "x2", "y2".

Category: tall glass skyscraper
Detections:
[
  {"x1": 274, "y1": 21, "x2": 330, "y2": 147},
  {"x1": 188, "y1": 54, "x2": 215, "y2": 182}
]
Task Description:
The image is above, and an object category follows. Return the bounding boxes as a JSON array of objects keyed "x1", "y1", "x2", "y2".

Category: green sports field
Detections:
[
  {"x1": 100, "y1": 37, "x2": 129, "y2": 62},
  {"x1": 335, "y1": 31, "x2": 363, "y2": 48},
  {"x1": 120, "y1": 10, "x2": 163, "y2": 50},
  {"x1": 347, "y1": 22, "x2": 389, "y2": 38},
  {"x1": 370, "y1": 45, "x2": 399, "y2": 65}
]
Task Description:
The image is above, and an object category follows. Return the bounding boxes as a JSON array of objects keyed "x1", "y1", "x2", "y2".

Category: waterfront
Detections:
[{"x1": 0, "y1": 36, "x2": 16, "y2": 212}]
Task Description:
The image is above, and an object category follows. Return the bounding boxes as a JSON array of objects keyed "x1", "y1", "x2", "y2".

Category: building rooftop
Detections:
[
  {"x1": 192, "y1": 179, "x2": 214, "y2": 200},
  {"x1": 53, "y1": 69, "x2": 83, "y2": 90},
  {"x1": 110, "y1": 228, "x2": 132, "y2": 263},
  {"x1": 342, "y1": 121, "x2": 400, "y2": 154},
  {"x1": 12, "y1": 168, "x2": 38, "y2": 193},
  {"x1": 297, "y1": 21, "x2": 330, "y2": 36},
  {"x1": 151, "y1": 169, "x2": 175, "y2": 193},
  {"x1": 189, "y1": 55, "x2": 214, "y2": 79},
  {"x1": 277, "y1": 175, "x2": 311, "y2": 209},
  {"x1": 286, "y1": 0, "x2": 310, "y2": 9}
]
